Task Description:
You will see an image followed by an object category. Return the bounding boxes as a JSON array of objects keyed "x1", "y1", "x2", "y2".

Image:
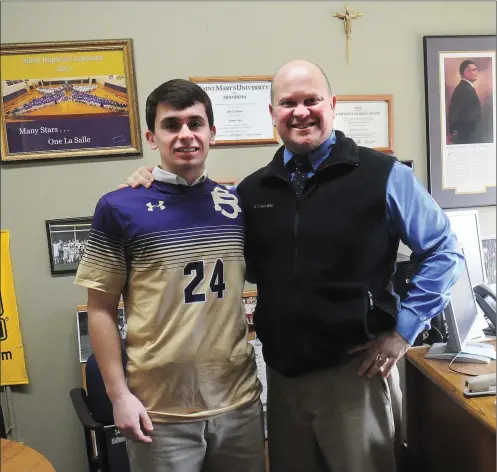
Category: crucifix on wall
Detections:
[{"x1": 333, "y1": 4, "x2": 363, "y2": 65}]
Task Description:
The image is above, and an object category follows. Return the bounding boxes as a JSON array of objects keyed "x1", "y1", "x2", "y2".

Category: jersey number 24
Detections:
[{"x1": 184, "y1": 259, "x2": 225, "y2": 303}]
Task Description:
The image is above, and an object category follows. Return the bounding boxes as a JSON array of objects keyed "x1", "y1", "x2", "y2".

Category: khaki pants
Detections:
[
  {"x1": 127, "y1": 400, "x2": 265, "y2": 472},
  {"x1": 267, "y1": 356, "x2": 402, "y2": 472}
]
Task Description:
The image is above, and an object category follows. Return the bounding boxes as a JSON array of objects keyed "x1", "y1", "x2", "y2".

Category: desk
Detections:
[
  {"x1": 0, "y1": 439, "x2": 55, "y2": 472},
  {"x1": 406, "y1": 345, "x2": 496, "y2": 472}
]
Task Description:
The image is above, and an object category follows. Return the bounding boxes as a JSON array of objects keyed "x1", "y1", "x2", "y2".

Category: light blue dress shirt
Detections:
[{"x1": 283, "y1": 131, "x2": 463, "y2": 344}]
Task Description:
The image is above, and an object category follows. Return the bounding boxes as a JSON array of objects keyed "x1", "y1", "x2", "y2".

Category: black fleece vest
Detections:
[{"x1": 238, "y1": 131, "x2": 401, "y2": 377}]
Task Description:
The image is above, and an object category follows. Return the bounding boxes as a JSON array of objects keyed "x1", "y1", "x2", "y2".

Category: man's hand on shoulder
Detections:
[
  {"x1": 112, "y1": 390, "x2": 154, "y2": 443},
  {"x1": 349, "y1": 330, "x2": 411, "y2": 379},
  {"x1": 118, "y1": 166, "x2": 155, "y2": 189}
]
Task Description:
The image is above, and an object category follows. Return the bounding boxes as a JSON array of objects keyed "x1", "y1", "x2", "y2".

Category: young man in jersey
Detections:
[{"x1": 74, "y1": 79, "x2": 264, "y2": 472}]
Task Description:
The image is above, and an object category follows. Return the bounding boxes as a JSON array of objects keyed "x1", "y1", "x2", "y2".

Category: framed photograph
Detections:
[
  {"x1": 481, "y1": 235, "x2": 496, "y2": 285},
  {"x1": 424, "y1": 35, "x2": 496, "y2": 208},
  {"x1": 77, "y1": 302, "x2": 126, "y2": 363},
  {"x1": 243, "y1": 290, "x2": 257, "y2": 327},
  {"x1": 334, "y1": 95, "x2": 393, "y2": 153},
  {"x1": 45, "y1": 217, "x2": 92, "y2": 275},
  {"x1": 1, "y1": 39, "x2": 142, "y2": 162},
  {"x1": 189, "y1": 76, "x2": 278, "y2": 146}
]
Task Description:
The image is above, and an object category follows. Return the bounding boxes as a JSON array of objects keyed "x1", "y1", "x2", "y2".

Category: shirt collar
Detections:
[
  {"x1": 462, "y1": 78, "x2": 475, "y2": 88},
  {"x1": 152, "y1": 166, "x2": 208, "y2": 186},
  {"x1": 283, "y1": 130, "x2": 336, "y2": 170}
]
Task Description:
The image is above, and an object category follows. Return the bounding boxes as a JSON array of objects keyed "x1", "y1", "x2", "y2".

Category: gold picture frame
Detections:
[
  {"x1": 189, "y1": 75, "x2": 278, "y2": 146},
  {"x1": 335, "y1": 94, "x2": 394, "y2": 154},
  {"x1": 1, "y1": 38, "x2": 142, "y2": 162},
  {"x1": 215, "y1": 178, "x2": 239, "y2": 189}
]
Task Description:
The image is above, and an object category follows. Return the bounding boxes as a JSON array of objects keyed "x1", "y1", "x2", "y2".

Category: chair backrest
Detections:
[{"x1": 85, "y1": 344, "x2": 128, "y2": 426}]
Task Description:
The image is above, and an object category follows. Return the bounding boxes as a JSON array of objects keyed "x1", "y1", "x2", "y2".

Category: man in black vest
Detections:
[
  {"x1": 237, "y1": 60, "x2": 463, "y2": 472},
  {"x1": 124, "y1": 60, "x2": 463, "y2": 472},
  {"x1": 448, "y1": 60, "x2": 484, "y2": 144}
]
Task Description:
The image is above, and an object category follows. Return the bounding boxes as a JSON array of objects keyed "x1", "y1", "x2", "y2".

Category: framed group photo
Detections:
[
  {"x1": 1, "y1": 38, "x2": 142, "y2": 162},
  {"x1": 46, "y1": 217, "x2": 92, "y2": 275},
  {"x1": 424, "y1": 35, "x2": 496, "y2": 208}
]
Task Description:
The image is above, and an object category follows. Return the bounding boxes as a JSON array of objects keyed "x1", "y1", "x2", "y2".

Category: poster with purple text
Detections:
[{"x1": 1, "y1": 39, "x2": 141, "y2": 162}]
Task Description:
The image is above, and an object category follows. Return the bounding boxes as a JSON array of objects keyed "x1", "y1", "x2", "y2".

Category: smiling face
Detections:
[
  {"x1": 270, "y1": 62, "x2": 336, "y2": 154},
  {"x1": 146, "y1": 102, "x2": 216, "y2": 180}
]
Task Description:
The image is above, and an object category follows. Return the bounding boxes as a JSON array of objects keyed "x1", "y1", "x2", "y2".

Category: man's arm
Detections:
[
  {"x1": 387, "y1": 163, "x2": 463, "y2": 343},
  {"x1": 354, "y1": 162, "x2": 463, "y2": 379},
  {"x1": 87, "y1": 288, "x2": 153, "y2": 442}
]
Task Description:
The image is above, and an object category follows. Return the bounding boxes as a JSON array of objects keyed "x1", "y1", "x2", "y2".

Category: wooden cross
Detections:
[{"x1": 333, "y1": 4, "x2": 363, "y2": 65}]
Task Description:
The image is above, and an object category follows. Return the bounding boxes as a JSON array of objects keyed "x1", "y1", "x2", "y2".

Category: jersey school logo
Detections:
[
  {"x1": 146, "y1": 201, "x2": 165, "y2": 212},
  {"x1": 211, "y1": 187, "x2": 241, "y2": 219}
]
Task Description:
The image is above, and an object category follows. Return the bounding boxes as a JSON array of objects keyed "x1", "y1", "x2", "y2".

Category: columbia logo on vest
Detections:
[
  {"x1": 253, "y1": 203, "x2": 274, "y2": 209},
  {"x1": 146, "y1": 201, "x2": 165, "y2": 211}
]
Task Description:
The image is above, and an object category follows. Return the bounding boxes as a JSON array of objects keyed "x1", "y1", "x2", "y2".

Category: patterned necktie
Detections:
[{"x1": 290, "y1": 154, "x2": 312, "y2": 197}]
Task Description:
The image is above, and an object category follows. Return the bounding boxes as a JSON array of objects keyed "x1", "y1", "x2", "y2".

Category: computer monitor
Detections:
[{"x1": 425, "y1": 256, "x2": 496, "y2": 363}]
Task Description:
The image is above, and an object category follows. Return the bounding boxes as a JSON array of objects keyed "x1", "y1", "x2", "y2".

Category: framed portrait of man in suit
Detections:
[{"x1": 424, "y1": 35, "x2": 496, "y2": 208}]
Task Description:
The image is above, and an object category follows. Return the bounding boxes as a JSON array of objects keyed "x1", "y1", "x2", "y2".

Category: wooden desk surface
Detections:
[
  {"x1": 406, "y1": 345, "x2": 496, "y2": 433},
  {"x1": 0, "y1": 439, "x2": 55, "y2": 472}
]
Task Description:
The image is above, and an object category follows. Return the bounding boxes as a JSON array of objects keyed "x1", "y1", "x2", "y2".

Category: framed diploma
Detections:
[
  {"x1": 334, "y1": 95, "x2": 393, "y2": 154},
  {"x1": 189, "y1": 76, "x2": 278, "y2": 146},
  {"x1": 1, "y1": 39, "x2": 142, "y2": 163},
  {"x1": 424, "y1": 35, "x2": 496, "y2": 208}
]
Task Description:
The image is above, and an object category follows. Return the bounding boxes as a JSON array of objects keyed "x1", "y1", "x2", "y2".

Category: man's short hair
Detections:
[
  {"x1": 146, "y1": 79, "x2": 214, "y2": 132},
  {"x1": 459, "y1": 60, "x2": 476, "y2": 76}
]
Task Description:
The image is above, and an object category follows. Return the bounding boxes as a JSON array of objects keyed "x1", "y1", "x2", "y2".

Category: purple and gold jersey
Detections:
[{"x1": 75, "y1": 179, "x2": 260, "y2": 422}]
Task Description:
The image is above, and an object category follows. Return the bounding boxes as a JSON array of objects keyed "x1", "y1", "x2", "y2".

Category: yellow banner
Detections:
[
  {"x1": 0, "y1": 231, "x2": 29, "y2": 386},
  {"x1": 1, "y1": 50, "x2": 125, "y2": 80}
]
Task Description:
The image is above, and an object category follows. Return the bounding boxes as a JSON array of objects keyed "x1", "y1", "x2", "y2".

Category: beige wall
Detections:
[{"x1": 1, "y1": 2, "x2": 495, "y2": 471}]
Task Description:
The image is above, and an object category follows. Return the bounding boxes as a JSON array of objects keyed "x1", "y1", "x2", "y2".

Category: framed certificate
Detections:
[
  {"x1": 1, "y1": 39, "x2": 142, "y2": 163},
  {"x1": 334, "y1": 95, "x2": 393, "y2": 154},
  {"x1": 189, "y1": 76, "x2": 278, "y2": 146}
]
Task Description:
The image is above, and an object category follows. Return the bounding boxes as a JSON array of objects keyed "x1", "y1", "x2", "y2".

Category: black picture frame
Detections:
[
  {"x1": 45, "y1": 216, "x2": 92, "y2": 275},
  {"x1": 423, "y1": 35, "x2": 496, "y2": 209}
]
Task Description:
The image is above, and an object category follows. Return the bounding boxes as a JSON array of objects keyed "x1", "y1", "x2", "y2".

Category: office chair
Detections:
[{"x1": 70, "y1": 346, "x2": 130, "y2": 472}]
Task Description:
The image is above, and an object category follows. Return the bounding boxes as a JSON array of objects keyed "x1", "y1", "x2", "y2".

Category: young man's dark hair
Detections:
[
  {"x1": 459, "y1": 60, "x2": 477, "y2": 76},
  {"x1": 145, "y1": 79, "x2": 214, "y2": 131}
]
